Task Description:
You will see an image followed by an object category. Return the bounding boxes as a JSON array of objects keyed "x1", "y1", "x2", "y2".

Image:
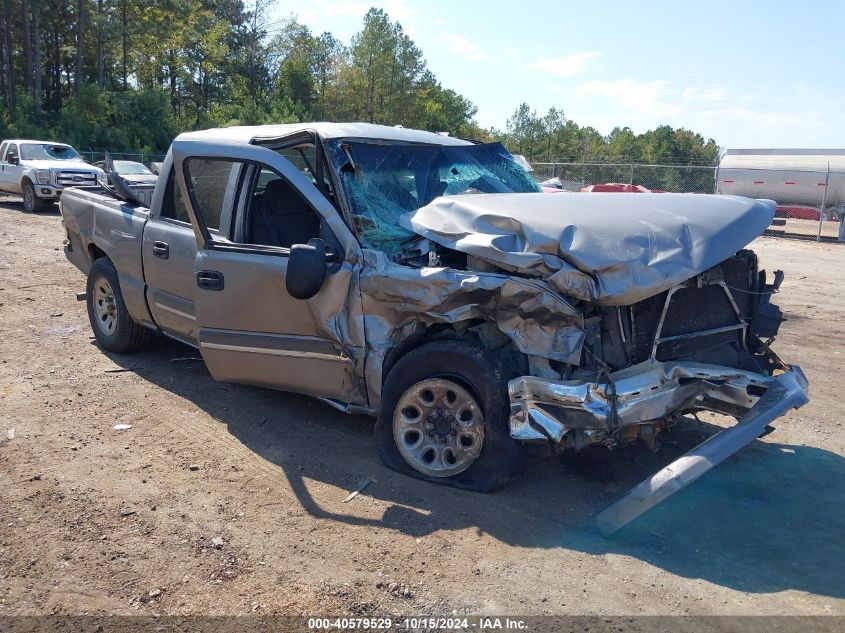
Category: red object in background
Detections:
[
  {"x1": 775, "y1": 205, "x2": 822, "y2": 221},
  {"x1": 581, "y1": 183, "x2": 660, "y2": 193}
]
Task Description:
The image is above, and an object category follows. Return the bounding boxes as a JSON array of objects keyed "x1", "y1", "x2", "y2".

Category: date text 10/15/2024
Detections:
[{"x1": 307, "y1": 617, "x2": 529, "y2": 630}]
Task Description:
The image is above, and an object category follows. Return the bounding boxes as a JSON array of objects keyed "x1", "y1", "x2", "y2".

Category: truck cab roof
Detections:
[{"x1": 176, "y1": 122, "x2": 473, "y2": 147}]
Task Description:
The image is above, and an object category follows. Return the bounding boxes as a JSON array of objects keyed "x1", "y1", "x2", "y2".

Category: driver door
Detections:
[
  {"x1": 171, "y1": 139, "x2": 367, "y2": 405},
  {"x1": 1, "y1": 143, "x2": 21, "y2": 192}
]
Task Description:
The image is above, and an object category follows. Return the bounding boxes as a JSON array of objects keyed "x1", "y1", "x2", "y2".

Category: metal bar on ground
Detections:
[{"x1": 595, "y1": 367, "x2": 809, "y2": 536}]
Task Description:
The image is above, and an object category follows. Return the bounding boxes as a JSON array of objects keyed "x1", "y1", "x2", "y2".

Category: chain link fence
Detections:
[
  {"x1": 529, "y1": 160, "x2": 845, "y2": 243},
  {"x1": 79, "y1": 149, "x2": 167, "y2": 169}
]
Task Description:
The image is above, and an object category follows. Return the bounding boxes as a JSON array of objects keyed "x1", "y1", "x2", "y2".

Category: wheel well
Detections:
[
  {"x1": 88, "y1": 244, "x2": 107, "y2": 261},
  {"x1": 21, "y1": 176, "x2": 33, "y2": 188},
  {"x1": 382, "y1": 320, "x2": 527, "y2": 384},
  {"x1": 382, "y1": 324, "x2": 457, "y2": 381}
]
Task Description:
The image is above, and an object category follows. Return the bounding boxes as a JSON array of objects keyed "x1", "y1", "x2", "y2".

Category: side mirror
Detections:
[
  {"x1": 286, "y1": 238, "x2": 328, "y2": 300},
  {"x1": 7, "y1": 154, "x2": 18, "y2": 165}
]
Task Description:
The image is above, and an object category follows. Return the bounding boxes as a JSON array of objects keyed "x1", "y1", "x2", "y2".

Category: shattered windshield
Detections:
[
  {"x1": 20, "y1": 143, "x2": 83, "y2": 161},
  {"x1": 326, "y1": 140, "x2": 540, "y2": 255}
]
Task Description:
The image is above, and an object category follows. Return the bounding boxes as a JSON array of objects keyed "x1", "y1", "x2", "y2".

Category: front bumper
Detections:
[
  {"x1": 508, "y1": 360, "x2": 809, "y2": 534},
  {"x1": 34, "y1": 185, "x2": 62, "y2": 199},
  {"x1": 509, "y1": 360, "x2": 796, "y2": 444},
  {"x1": 35, "y1": 184, "x2": 100, "y2": 199}
]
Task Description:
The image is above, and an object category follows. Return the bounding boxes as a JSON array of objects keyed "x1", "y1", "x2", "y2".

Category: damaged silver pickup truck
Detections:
[{"x1": 60, "y1": 123, "x2": 808, "y2": 534}]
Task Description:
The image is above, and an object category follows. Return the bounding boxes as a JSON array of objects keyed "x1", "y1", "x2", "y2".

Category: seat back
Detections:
[{"x1": 250, "y1": 178, "x2": 319, "y2": 247}]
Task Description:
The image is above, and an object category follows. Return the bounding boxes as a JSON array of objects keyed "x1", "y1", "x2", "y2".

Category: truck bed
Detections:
[{"x1": 60, "y1": 187, "x2": 151, "y2": 327}]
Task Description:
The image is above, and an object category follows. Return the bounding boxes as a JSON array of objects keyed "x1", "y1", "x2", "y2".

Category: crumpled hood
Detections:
[{"x1": 400, "y1": 192, "x2": 775, "y2": 306}]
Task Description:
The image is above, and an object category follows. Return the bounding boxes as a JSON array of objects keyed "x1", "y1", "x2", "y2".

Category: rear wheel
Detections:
[
  {"x1": 375, "y1": 339, "x2": 526, "y2": 492},
  {"x1": 21, "y1": 181, "x2": 45, "y2": 213},
  {"x1": 86, "y1": 257, "x2": 150, "y2": 353}
]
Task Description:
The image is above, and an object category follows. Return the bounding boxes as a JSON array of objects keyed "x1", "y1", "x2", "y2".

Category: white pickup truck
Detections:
[{"x1": 0, "y1": 139, "x2": 104, "y2": 212}]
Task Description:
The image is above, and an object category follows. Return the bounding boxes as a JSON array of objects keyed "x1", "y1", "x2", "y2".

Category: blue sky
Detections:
[{"x1": 268, "y1": 0, "x2": 845, "y2": 149}]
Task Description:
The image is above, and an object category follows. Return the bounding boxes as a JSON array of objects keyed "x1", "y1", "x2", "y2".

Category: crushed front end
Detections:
[{"x1": 506, "y1": 250, "x2": 809, "y2": 533}]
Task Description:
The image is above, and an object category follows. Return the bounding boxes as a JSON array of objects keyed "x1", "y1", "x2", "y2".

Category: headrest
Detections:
[{"x1": 265, "y1": 178, "x2": 309, "y2": 216}]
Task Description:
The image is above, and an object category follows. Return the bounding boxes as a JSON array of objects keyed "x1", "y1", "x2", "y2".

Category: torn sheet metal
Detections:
[
  {"x1": 595, "y1": 366, "x2": 809, "y2": 535},
  {"x1": 401, "y1": 193, "x2": 775, "y2": 305},
  {"x1": 358, "y1": 249, "x2": 585, "y2": 404},
  {"x1": 509, "y1": 360, "x2": 776, "y2": 443}
]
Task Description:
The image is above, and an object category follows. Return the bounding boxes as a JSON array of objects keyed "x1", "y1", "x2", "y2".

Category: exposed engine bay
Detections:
[{"x1": 509, "y1": 249, "x2": 788, "y2": 449}]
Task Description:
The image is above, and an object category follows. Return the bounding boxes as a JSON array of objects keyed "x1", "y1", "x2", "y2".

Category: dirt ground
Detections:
[{"x1": 1, "y1": 197, "x2": 843, "y2": 618}]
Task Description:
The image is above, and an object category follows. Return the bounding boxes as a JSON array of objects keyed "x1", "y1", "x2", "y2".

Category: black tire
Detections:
[
  {"x1": 86, "y1": 257, "x2": 150, "y2": 353},
  {"x1": 375, "y1": 339, "x2": 527, "y2": 492},
  {"x1": 21, "y1": 181, "x2": 45, "y2": 213}
]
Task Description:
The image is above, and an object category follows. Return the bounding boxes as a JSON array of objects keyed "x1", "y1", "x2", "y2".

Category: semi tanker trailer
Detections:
[{"x1": 717, "y1": 148, "x2": 845, "y2": 210}]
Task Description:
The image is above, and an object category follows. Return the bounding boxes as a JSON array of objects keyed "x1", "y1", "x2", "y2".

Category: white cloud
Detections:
[
  {"x1": 324, "y1": 2, "x2": 371, "y2": 17},
  {"x1": 565, "y1": 78, "x2": 845, "y2": 146},
  {"x1": 446, "y1": 34, "x2": 486, "y2": 62},
  {"x1": 298, "y1": 7, "x2": 319, "y2": 24},
  {"x1": 576, "y1": 79, "x2": 732, "y2": 112},
  {"x1": 527, "y1": 51, "x2": 601, "y2": 77},
  {"x1": 384, "y1": 0, "x2": 415, "y2": 22},
  {"x1": 682, "y1": 84, "x2": 729, "y2": 103},
  {"x1": 576, "y1": 78, "x2": 683, "y2": 118}
]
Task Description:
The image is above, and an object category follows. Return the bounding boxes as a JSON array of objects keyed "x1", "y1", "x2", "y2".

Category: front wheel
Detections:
[
  {"x1": 22, "y1": 181, "x2": 45, "y2": 213},
  {"x1": 86, "y1": 257, "x2": 150, "y2": 353},
  {"x1": 375, "y1": 339, "x2": 527, "y2": 492}
]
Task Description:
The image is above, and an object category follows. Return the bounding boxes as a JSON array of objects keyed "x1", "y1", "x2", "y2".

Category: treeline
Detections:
[
  {"x1": 0, "y1": 1, "x2": 485, "y2": 153},
  {"x1": 0, "y1": 1, "x2": 719, "y2": 167},
  {"x1": 505, "y1": 104, "x2": 720, "y2": 166}
]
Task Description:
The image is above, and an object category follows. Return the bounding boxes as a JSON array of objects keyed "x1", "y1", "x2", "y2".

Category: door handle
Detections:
[
  {"x1": 152, "y1": 241, "x2": 169, "y2": 259},
  {"x1": 196, "y1": 270, "x2": 224, "y2": 291}
]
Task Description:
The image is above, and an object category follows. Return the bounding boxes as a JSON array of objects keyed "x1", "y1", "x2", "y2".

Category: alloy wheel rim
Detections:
[{"x1": 393, "y1": 378, "x2": 485, "y2": 477}]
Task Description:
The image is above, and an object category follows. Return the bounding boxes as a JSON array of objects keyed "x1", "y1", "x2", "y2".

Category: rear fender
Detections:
[{"x1": 60, "y1": 188, "x2": 155, "y2": 328}]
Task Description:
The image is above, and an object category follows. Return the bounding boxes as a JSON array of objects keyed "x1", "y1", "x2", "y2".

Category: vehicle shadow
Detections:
[{"x1": 104, "y1": 335, "x2": 845, "y2": 599}]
